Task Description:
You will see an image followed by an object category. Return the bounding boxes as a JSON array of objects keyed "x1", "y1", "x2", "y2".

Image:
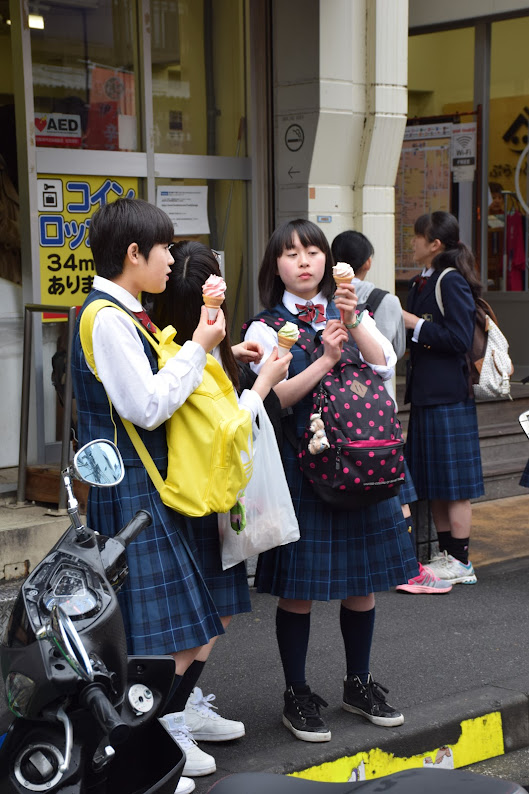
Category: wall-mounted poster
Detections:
[
  {"x1": 395, "y1": 123, "x2": 452, "y2": 272},
  {"x1": 38, "y1": 174, "x2": 138, "y2": 319},
  {"x1": 156, "y1": 185, "x2": 210, "y2": 235}
]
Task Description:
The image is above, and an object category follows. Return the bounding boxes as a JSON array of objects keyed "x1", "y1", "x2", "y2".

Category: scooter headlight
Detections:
[{"x1": 5, "y1": 671, "x2": 36, "y2": 717}]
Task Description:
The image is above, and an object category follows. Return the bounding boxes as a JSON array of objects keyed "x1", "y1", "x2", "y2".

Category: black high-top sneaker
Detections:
[
  {"x1": 282, "y1": 685, "x2": 331, "y2": 742},
  {"x1": 342, "y1": 674, "x2": 404, "y2": 726}
]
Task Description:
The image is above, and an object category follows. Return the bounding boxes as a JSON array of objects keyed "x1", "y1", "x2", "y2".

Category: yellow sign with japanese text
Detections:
[{"x1": 38, "y1": 175, "x2": 138, "y2": 319}]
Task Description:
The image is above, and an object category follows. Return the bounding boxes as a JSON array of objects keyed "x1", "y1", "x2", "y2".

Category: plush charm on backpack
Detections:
[{"x1": 308, "y1": 412, "x2": 330, "y2": 455}]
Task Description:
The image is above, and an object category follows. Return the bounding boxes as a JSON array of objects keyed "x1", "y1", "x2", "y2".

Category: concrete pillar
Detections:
[{"x1": 273, "y1": 0, "x2": 408, "y2": 292}]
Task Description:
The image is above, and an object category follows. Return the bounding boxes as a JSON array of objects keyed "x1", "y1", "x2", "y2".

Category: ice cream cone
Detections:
[
  {"x1": 203, "y1": 294, "x2": 224, "y2": 324},
  {"x1": 277, "y1": 334, "x2": 296, "y2": 357},
  {"x1": 333, "y1": 274, "x2": 354, "y2": 287}
]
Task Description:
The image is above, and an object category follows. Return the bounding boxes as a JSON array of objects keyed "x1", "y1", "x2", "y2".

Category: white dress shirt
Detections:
[
  {"x1": 245, "y1": 290, "x2": 396, "y2": 381},
  {"x1": 90, "y1": 276, "x2": 207, "y2": 430}
]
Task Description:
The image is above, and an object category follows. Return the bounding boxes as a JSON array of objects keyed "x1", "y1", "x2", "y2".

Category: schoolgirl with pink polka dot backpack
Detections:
[{"x1": 242, "y1": 218, "x2": 418, "y2": 746}]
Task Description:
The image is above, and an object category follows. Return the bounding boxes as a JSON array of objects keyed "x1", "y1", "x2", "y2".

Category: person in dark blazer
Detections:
[{"x1": 402, "y1": 211, "x2": 484, "y2": 585}]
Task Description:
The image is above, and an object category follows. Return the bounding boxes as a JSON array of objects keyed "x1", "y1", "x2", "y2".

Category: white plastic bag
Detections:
[{"x1": 218, "y1": 401, "x2": 299, "y2": 570}]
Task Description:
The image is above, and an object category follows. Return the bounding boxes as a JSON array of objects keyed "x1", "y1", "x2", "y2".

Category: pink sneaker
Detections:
[{"x1": 396, "y1": 563, "x2": 453, "y2": 594}]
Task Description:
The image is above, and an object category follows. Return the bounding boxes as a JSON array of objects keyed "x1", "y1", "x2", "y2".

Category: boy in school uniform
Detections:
[{"x1": 72, "y1": 197, "x2": 228, "y2": 792}]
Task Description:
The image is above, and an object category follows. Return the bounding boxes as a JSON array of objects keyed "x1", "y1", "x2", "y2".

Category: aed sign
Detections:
[
  {"x1": 38, "y1": 174, "x2": 138, "y2": 319},
  {"x1": 35, "y1": 114, "x2": 82, "y2": 147}
]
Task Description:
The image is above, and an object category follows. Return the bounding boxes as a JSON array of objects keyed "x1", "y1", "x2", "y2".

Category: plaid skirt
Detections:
[
  {"x1": 255, "y1": 441, "x2": 418, "y2": 601},
  {"x1": 405, "y1": 400, "x2": 484, "y2": 501},
  {"x1": 88, "y1": 465, "x2": 224, "y2": 656},
  {"x1": 399, "y1": 459, "x2": 418, "y2": 505},
  {"x1": 520, "y1": 459, "x2": 529, "y2": 488},
  {"x1": 186, "y1": 515, "x2": 251, "y2": 617}
]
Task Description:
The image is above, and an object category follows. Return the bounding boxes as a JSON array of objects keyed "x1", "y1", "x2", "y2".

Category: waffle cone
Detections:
[
  {"x1": 334, "y1": 275, "x2": 354, "y2": 287},
  {"x1": 277, "y1": 334, "x2": 296, "y2": 353},
  {"x1": 203, "y1": 294, "x2": 224, "y2": 309}
]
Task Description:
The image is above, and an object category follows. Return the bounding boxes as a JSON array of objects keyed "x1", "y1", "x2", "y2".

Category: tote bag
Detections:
[{"x1": 219, "y1": 401, "x2": 299, "y2": 570}]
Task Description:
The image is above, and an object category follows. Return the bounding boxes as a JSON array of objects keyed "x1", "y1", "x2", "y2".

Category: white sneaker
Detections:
[
  {"x1": 159, "y1": 712, "x2": 216, "y2": 776},
  {"x1": 184, "y1": 687, "x2": 245, "y2": 742},
  {"x1": 426, "y1": 551, "x2": 477, "y2": 585},
  {"x1": 175, "y1": 776, "x2": 195, "y2": 794}
]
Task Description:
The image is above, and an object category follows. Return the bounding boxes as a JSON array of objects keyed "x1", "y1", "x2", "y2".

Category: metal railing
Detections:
[{"x1": 17, "y1": 305, "x2": 77, "y2": 511}]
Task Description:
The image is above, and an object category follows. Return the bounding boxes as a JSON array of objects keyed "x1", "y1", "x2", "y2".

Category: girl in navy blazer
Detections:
[{"x1": 403, "y1": 211, "x2": 484, "y2": 585}]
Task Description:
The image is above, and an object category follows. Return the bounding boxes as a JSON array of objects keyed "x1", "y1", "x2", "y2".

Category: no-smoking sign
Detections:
[{"x1": 285, "y1": 124, "x2": 304, "y2": 152}]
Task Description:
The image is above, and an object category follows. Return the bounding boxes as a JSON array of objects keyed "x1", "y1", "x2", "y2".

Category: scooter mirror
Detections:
[{"x1": 73, "y1": 440, "x2": 124, "y2": 487}]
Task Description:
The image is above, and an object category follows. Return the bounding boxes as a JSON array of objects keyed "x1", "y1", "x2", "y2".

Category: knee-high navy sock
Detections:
[
  {"x1": 163, "y1": 661, "x2": 206, "y2": 716},
  {"x1": 276, "y1": 607, "x2": 311, "y2": 691},
  {"x1": 340, "y1": 605, "x2": 375, "y2": 684},
  {"x1": 161, "y1": 673, "x2": 183, "y2": 716}
]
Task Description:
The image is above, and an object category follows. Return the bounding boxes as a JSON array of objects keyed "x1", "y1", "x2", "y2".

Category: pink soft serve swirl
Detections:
[{"x1": 202, "y1": 274, "x2": 226, "y2": 298}]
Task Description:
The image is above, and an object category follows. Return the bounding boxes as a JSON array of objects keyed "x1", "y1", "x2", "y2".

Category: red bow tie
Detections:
[
  {"x1": 295, "y1": 302, "x2": 326, "y2": 323},
  {"x1": 414, "y1": 275, "x2": 430, "y2": 293}
]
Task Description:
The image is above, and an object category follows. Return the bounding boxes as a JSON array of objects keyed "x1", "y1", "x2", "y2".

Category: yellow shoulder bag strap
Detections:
[{"x1": 79, "y1": 298, "x2": 173, "y2": 495}]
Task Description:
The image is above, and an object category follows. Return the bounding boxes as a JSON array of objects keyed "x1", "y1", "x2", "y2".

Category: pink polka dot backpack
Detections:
[{"x1": 248, "y1": 312, "x2": 406, "y2": 510}]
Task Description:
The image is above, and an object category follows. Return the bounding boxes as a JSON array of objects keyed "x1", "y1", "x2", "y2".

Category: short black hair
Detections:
[
  {"x1": 258, "y1": 219, "x2": 335, "y2": 309},
  {"x1": 331, "y1": 230, "x2": 374, "y2": 270},
  {"x1": 89, "y1": 198, "x2": 174, "y2": 279}
]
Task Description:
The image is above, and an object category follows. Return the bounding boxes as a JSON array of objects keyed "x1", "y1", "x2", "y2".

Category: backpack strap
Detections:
[
  {"x1": 358, "y1": 287, "x2": 389, "y2": 315},
  {"x1": 79, "y1": 298, "x2": 164, "y2": 379},
  {"x1": 79, "y1": 298, "x2": 169, "y2": 495},
  {"x1": 433, "y1": 267, "x2": 456, "y2": 316}
]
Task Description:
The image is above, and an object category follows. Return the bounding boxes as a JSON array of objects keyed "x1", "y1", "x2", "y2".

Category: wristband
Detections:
[{"x1": 345, "y1": 310, "x2": 364, "y2": 330}]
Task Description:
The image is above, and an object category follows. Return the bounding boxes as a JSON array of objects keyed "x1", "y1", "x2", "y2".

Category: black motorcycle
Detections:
[{"x1": 0, "y1": 439, "x2": 183, "y2": 793}]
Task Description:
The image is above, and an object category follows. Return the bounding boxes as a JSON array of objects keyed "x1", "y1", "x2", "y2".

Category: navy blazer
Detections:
[{"x1": 404, "y1": 268, "x2": 475, "y2": 406}]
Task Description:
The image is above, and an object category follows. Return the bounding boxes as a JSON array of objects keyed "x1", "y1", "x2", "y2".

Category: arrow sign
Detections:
[{"x1": 288, "y1": 166, "x2": 300, "y2": 179}]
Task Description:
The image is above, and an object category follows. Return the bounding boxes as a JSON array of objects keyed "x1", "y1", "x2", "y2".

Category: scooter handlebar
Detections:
[
  {"x1": 115, "y1": 510, "x2": 152, "y2": 548},
  {"x1": 81, "y1": 684, "x2": 130, "y2": 746}
]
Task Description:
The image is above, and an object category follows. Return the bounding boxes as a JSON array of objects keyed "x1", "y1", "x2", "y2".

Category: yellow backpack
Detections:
[{"x1": 79, "y1": 299, "x2": 253, "y2": 517}]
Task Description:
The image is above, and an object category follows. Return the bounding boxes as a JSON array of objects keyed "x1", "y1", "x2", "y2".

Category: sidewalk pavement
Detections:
[
  {"x1": 2, "y1": 494, "x2": 529, "y2": 790},
  {"x1": 190, "y1": 494, "x2": 529, "y2": 792}
]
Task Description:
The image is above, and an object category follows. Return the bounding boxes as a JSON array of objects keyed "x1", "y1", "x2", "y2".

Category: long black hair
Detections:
[
  {"x1": 147, "y1": 240, "x2": 240, "y2": 390},
  {"x1": 258, "y1": 219, "x2": 335, "y2": 309},
  {"x1": 414, "y1": 211, "x2": 482, "y2": 300}
]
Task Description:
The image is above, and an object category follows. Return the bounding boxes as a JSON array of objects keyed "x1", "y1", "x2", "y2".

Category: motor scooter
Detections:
[{"x1": 0, "y1": 439, "x2": 184, "y2": 793}]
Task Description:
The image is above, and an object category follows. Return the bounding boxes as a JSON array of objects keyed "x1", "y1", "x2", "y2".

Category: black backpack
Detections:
[{"x1": 257, "y1": 315, "x2": 405, "y2": 509}]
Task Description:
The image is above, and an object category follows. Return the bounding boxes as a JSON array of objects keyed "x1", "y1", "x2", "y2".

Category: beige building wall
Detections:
[{"x1": 273, "y1": 0, "x2": 408, "y2": 294}]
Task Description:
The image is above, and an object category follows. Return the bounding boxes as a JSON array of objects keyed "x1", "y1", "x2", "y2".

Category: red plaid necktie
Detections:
[
  {"x1": 132, "y1": 309, "x2": 157, "y2": 332},
  {"x1": 295, "y1": 301, "x2": 326, "y2": 323}
]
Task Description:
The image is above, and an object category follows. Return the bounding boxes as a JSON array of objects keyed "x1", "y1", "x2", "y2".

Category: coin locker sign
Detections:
[{"x1": 38, "y1": 175, "x2": 138, "y2": 319}]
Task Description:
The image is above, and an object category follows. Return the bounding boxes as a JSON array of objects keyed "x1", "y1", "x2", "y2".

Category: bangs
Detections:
[
  {"x1": 414, "y1": 214, "x2": 431, "y2": 238},
  {"x1": 273, "y1": 219, "x2": 328, "y2": 256}
]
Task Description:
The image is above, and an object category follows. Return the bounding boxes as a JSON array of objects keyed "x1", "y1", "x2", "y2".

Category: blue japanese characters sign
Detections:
[{"x1": 38, "y1": 174, "x2": 138, "y2": 318}]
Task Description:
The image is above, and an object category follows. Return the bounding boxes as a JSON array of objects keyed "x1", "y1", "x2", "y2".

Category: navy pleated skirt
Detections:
[
  {"x1": 405, "y1": 400, "x2": 484, "y2": 501},
  {"x1": 88, "y1": 465, "x2": 224, "y2": 656},
  {"x1": 186, "y1": 515, "x2": 251, "y2": 617},
  {"x1": 255, "y1": 440, "x2": 418, "y2": 601}
]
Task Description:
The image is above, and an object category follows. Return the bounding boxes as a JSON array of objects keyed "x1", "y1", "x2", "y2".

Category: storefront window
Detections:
[
  {"x1": 0, "y1": 0, "x2": 20, "y2": 285},
  {"x1": 488, "y1": 16, "x2": 529, "y2": 291},
  {"x1": 31, "y1": 0, "x2": 139, "y2": 152},
  {"x1": 396, "y1": 28, "x2": 475, "y2": 280},
  {"x1": 154, "y1": 176, "x2": 249, "y2": 332},
  {"x1": 151, "y1": 0, "x2": 247, "y2": 158}
]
